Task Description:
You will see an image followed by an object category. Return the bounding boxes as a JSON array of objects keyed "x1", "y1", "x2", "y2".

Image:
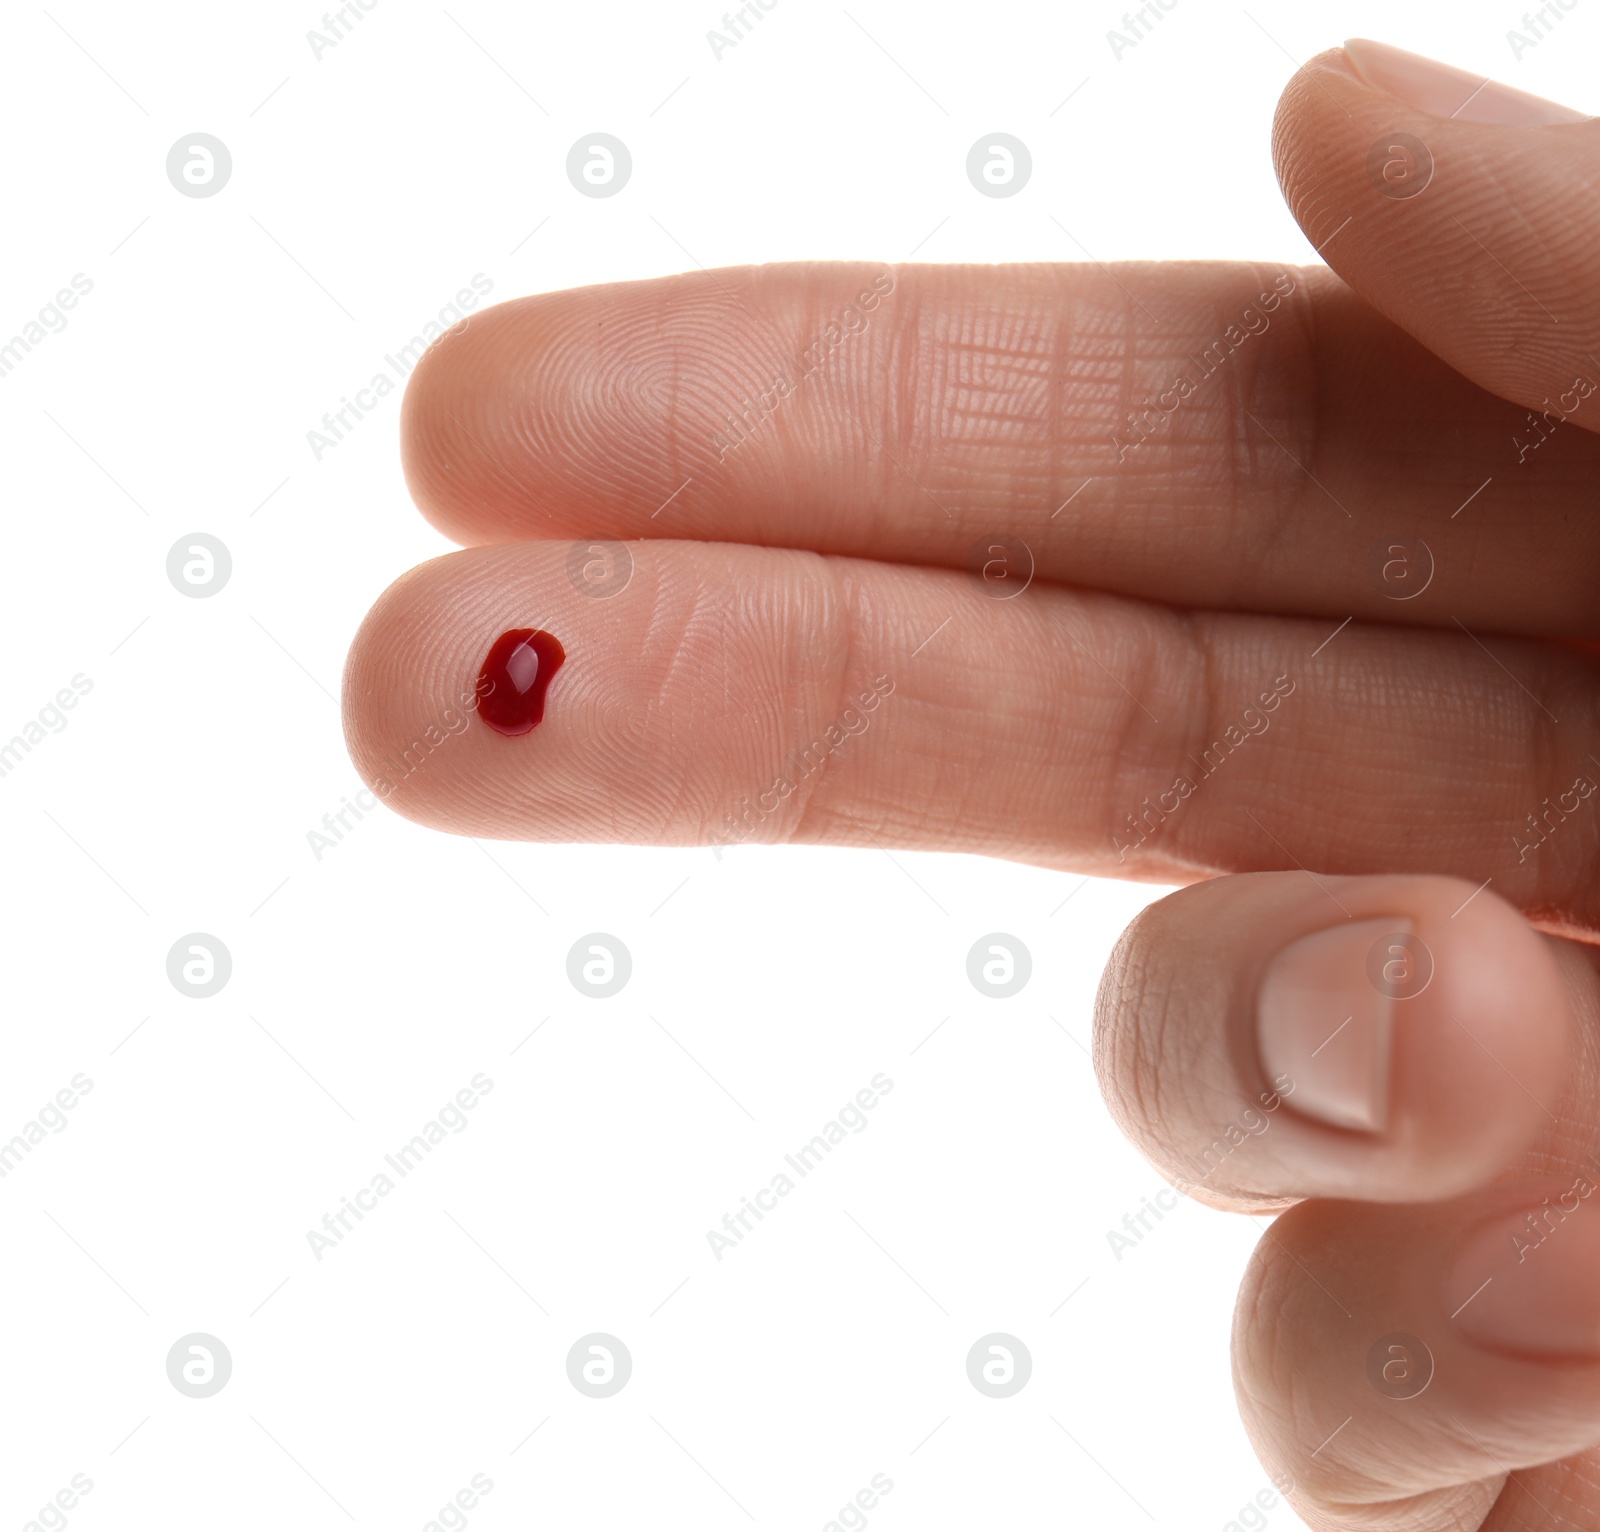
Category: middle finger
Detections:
[{"x1": 399, "y1": 261, "x2": 1600, "y2": 636}]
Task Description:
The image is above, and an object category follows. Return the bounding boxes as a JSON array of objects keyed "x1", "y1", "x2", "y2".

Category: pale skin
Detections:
[{"x1": 344, "y1": 41, "x2": 1600, "y2": 1530}]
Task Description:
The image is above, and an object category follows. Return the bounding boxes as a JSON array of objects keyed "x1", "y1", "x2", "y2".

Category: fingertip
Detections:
[
  {"x1": 398, "y1": 295, "x2": 551, "y2": 547},
  {"x1": 1377, "y1": 877, "x2": 1573, "y2": 1191},
  {"x1": 1271, "y1": 38, "x2": 1600, "y2": 416},
  {"x1": 339, "y1": 552, "x2": 472, "y2": 828},
  {"x1": 1342, "y1": 36, "x2": 1592, "y2": 127},
  {"x1": 1098, "y1": 872, "x2": 1577, "y2": 1209},
  {"x1": 1255, "y1": 874, "x2": 1573, "y2": 1194}
]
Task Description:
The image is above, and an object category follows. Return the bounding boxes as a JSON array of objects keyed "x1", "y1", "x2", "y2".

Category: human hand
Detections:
[{"x1": 345, "y1": 40, "x2": 1600, "y2": 1528}]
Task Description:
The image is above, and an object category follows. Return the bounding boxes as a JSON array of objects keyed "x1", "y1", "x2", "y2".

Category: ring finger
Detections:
[{"x1": 343, "y1": 541, "x2": 1600, "y2": 934}]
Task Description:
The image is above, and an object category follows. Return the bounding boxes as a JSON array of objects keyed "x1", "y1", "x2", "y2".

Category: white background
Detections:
[{"x1": 1, "y1": 2, "x2": 1587, "y2": 1528}]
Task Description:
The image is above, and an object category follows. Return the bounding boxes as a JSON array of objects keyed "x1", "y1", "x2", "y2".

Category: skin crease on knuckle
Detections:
[
  {"x1": 1096, "y1": 894, "x2": 1288, "y2": 1197},
  {"x1": 1095, "y1": 889, "x2": 1285, "y2": 1216},
  {"x1": 1094, "y1": 922, "x2": 1266, "y2": 1214}
]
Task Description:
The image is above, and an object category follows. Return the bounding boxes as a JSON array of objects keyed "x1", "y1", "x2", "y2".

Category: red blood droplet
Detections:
[{"x1": 478, "y1": 629, "x2": 565, "y2": 736}]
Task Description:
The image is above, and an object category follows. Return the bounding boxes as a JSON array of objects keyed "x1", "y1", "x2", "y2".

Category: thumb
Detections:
[{"x1": 1274, "y1": 40, "x2": 1600, "y2": 429}]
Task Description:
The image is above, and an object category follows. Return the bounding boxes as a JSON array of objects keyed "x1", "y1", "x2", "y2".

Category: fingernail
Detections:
[
  {"x1": 1343, "y1": 39, "x2": 1591, "y2": 126},
  {"x1": 1446, "y1": 1188, "x2": 1600, "y2": 1356},
  {"x1": 1256, "y1": 917, "x2": 1403, "y2": 1133}
]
